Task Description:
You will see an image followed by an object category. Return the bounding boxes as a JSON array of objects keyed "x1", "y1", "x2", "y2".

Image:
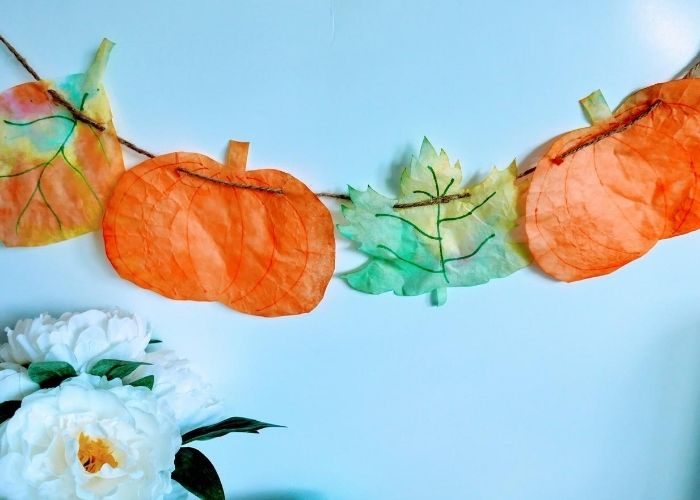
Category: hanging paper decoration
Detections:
[
  {"x1": 526, "y1": 80, "x2": 700, "y2": 282},
  {"x1": 0, "y1": 39, "x2": 124, "y2": 247},
  {"x1": 102, "y1": 140, "x2": 336, "y2": 317},
  {"x1": 2, "y1": 32, "x2": 700, "y2": 314},
  {"x1": 338, "y1": 138, "x2": 532, "y2": 305}
]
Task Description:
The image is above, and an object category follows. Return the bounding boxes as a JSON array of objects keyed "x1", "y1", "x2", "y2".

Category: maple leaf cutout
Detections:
[{"x1": 338, "y1": 138, "x2": 532, "y2": 305}]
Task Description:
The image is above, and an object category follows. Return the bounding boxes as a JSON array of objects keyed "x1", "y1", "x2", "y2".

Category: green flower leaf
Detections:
[
  {"x1": 148, "y1": 339, "x2": 162, "y2": 344},
  {"x1": 338, "y1": 137, "x2": 532, "y2": 305},
  {"x1": 171, "y1": 447, "x2": 224, "y2": 500},
  {"x1": 27, "y1": 361, "x2": 77, "y2": 388},
  {"x1": 0, "y1": 400, "x2": 21, "y2": 425},
  {"x1": 182, "y1": 417, "x2": 284, "y2": 444},
  {"x1": 88, "y1": 359, "x2": 152, "y2": 380},
  {"x1": 127, "y1": 375, "x2": 154, "y2": 390}
]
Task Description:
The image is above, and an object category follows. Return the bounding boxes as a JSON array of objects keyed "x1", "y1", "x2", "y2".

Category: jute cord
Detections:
[{"x1": 2, "y1": 34, "x2": 699, "y2": 207}]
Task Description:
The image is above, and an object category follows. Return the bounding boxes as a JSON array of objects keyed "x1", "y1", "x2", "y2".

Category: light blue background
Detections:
[{"x1": 2, "y1": 1, "x2": 700, "y2": 499}]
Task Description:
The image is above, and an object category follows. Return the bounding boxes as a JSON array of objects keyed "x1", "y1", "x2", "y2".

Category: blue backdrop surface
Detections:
[{"x1": 2, "y1": 1, "x2": 700, "y2": 499}]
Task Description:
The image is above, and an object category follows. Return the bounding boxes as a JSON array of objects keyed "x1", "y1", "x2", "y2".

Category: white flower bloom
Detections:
[
  {"x1": 0, "y1": 310, "x2": 150, "y2": 371},
  {"x1": 0, "y1": 363, "x2": 39, "y2": 403},
  {"x1": 0, "y1": 373, "x2": 181, "y2": 500},
  {"x1": 126, "y1": 350, "x2": 225, "y2": 434}
]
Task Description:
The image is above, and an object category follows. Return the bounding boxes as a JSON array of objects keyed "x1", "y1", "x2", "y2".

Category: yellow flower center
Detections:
[{"x1": 77, "y1": 432, "x2": 118, "y2": 473}]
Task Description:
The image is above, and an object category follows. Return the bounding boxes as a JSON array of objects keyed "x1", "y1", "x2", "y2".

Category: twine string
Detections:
[
  {"x1": 315, "y1": 192, "x2": 351, "y2": 200},
  {"x1": 0, "y1": 34, "x2": 39, "y2": 81},
  {"x1": 553, "y1": 100, "x2": 663, "y2": 164},
  {"x1": 176, "y1": 167, "x2": 284, "y2": 194},
  {"x1": 683, "y1": 58, "x2": 700, "y2": 79},
  {"x1": 540, "y1": 52, "x2": 700, "y2": 165},
  {"x1": 0, "y1": 34, "x2": 156, "y2": 157},
  {"x1": 393, "y1": 192, "x2": 471, "y2": 209},
  {"x1": 0, "y1": 33, "x2": 475, "y2": 208},
  {"x1": 1, "y1": 33, "x2": 697, "y2": 206},
  {"x1": 178, "y1": 171, "x2": 472, "y2": 207}
]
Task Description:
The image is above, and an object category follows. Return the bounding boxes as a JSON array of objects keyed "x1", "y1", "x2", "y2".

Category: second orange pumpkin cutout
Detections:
[{"x1": 526, "y1": 80, "x2": 700, "y2": 282}]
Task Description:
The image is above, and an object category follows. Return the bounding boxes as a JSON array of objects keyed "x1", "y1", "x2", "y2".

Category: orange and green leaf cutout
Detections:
[
  {"x1": 0, "y1": 39, "x2": 124, "y2": 247},
  {"x1": 526, "y1": 79, "x2": 700, "y2": 282},
  {"x1": 103, "y1": 140, "x2": 336, "y2": 318}
]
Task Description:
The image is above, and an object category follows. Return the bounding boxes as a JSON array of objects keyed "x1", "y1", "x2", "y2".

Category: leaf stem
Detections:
[{"x1": 427, "y1": 166, "x2": 448, "y2": 283}]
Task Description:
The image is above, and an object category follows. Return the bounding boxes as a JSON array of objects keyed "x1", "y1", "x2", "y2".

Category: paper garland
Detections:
[{"x1": 2, "y1": 37, "x2": 700, "y2": 314}]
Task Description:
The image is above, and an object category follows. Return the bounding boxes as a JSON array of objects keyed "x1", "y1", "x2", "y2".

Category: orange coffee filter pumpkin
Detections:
[
  {"x1": 103, "y1": 140, "x2": 335, "y2": 317},
  {"x1": 526, "y1": 80, "x2": 700, "y2": 282}
]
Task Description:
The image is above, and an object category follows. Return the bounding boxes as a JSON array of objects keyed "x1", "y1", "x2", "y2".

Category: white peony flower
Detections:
[
  {"x1": 0, "y1": 373, "x2": 181, "y2": 500},
  {"x1": 126, "y1": 350, "x2": 225, "y2": 434},
  {"x1": 0, "y1": 310, "x2": 150, "y2": 371},
  {"x1": 0, "y1": 362, "x2": 39, "y2": 403}
]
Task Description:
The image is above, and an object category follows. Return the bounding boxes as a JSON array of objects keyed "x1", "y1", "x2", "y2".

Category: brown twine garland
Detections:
[
  {"x1": 0, "y1": 34, "x2": 39, "y2": 80},
  {"x1": 1, "y1": 34, "x2": 699, "y2": 207},
  {"x1": 683, "y1": 58, "x2": 700, "y2": 79},
  {"x1": 315, "y1": 192, "x2": 351, "y2": 200},
  {"x1": 176, "y1": 167, "x2": 284, "y2": 194},
  {"x1": 314, "y1": 191, "x2": 473, "y2": 208},
  {"x1": 0, "y1": 33, "x2": 473, "y2": 208},
  {"x1": 0, "y1": 34, "x2": 155, "y2": 157},
  {"x1": 393, "y1": 192, "x2": 472, "y2": 209},
  {"x1": 546, "y1": 54, "x2": 700, "y2": 165},
  {"x1": 46, "y1": 89, "x2": 106, "y2": 131},
  {"x1": 552, "y1": 100, "x2": 663, "y2": 164}
]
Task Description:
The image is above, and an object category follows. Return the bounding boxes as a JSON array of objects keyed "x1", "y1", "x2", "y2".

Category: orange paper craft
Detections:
[
  {"x1": 103, "y1": 140, "x2": 336, "y2": 317},
  {"x1": 0, "y1": 39, "x2": 123, "y2": 247},
  {"x1": 526, "y1": 80, "x2": 700, "y2": 282}
]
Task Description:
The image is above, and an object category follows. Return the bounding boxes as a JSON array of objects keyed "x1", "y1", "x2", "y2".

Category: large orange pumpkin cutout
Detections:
[
  {"x1": 103, "y1": 140, "x2": 336, "y2": 317},
  {"x1": 526, "y1": 80, "x2": 700, "y2": 282}
]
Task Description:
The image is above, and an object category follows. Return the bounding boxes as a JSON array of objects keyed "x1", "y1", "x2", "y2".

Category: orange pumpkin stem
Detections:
[{"x1": 227, "y1": 140, "x2": 250, "y2": 172}]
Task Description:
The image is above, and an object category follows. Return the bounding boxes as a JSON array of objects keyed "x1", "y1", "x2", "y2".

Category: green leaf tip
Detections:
[
  {"x1": 28, "y1": 361, "x2": 77, "y2": 389},
  {"x1": 0, "y1": 400, "x2": 21, "y2": 425},
  {"x1": 128, "y1": 375, "x2": 155, "y2": 390},
  {"x1": 88, "y1": 359, "x2": 152, "y2": 381},
  {"x1": 182, "y1": 417, "x2": 285, "y2": 444},
  {"x1": 172, "y1": 447, "x2": 225, "y2": 500}
]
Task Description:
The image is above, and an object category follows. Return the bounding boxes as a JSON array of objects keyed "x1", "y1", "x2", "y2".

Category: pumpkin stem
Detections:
[
  {"x1": 580, "y1": 90, "x2": 612, "y2": 124},
  {"x1": 227, "y1": 140, "x2": 250, "y2": 172}
]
